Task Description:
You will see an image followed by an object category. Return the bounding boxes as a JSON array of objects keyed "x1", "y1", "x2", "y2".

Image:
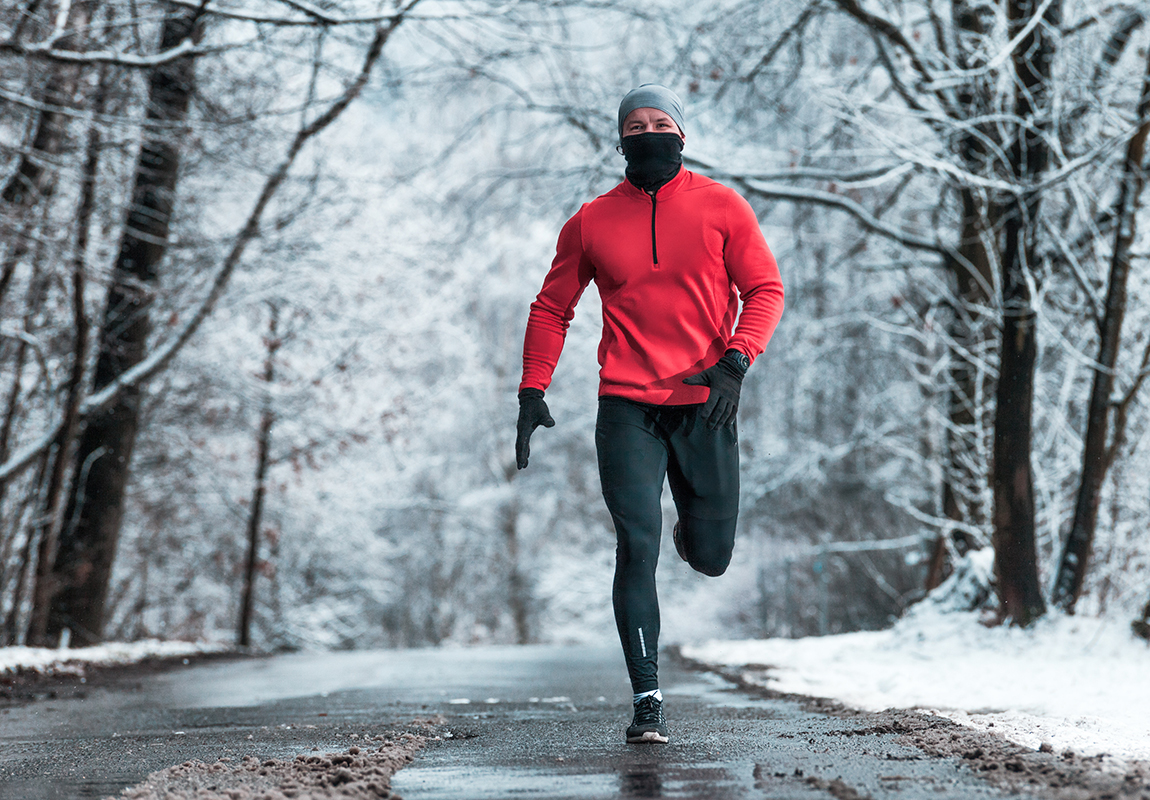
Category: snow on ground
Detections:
[
  {"x1": 0, "y1": 639, "x2": 227, "y2": 676},
  {"x1": 684, "y1": 550, "x2": 1150, "y2": 766}
]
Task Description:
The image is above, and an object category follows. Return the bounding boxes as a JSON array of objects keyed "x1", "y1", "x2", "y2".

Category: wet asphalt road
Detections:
[{"x1": 0, "y1": 644, "x2": 1018, "y2": 799}]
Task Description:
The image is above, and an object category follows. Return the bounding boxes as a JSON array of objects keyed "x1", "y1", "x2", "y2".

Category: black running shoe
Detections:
[
  {"x1": 626, "y1": 695, "x2": 670, "y2": 743},
  {"x1": 673, "y1": 521, "x2": 688, "y2": 563}
]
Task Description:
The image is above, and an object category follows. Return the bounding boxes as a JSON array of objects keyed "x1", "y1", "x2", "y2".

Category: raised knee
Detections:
[{"x1": 689, "y1": 558, "x2": 729, "y2": 577}]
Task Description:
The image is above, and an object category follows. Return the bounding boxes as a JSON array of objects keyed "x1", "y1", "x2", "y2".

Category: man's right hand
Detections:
[{"x1": 516, "y1": 388, "x2": 555, "y2": 469}]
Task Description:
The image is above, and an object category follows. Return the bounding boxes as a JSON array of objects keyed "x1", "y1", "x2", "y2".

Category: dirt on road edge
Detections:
[
  {"x1": 0, "y1": 650, "x2": 252, "y2": 705},
  {"x1": 4, "y1": 652, "x2": 440, "y2": 800},
  {"x1": 672, "y1": 649, "x2": 1150, "y2": 800},
  {"x1": 109, "y1": 736, "x2": 428, "y2": 800}
]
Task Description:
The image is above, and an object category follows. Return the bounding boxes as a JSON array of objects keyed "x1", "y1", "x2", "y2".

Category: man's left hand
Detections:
[{"x1": 682, "y1": 350, "x2": 748, "y2": 430}]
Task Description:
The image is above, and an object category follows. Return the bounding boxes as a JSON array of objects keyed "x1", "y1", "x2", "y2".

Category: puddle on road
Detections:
[
  {"x1": 394, "y1": 765, "x2": 619, "y2": 799},
  {"x1": 1, "y1": 776, "x2": 141, "y2": 800},
  {"x1": 663, "y1": 672, "x2": 783, "y2": 711},
  {"x1": 391, "y1": 761, "x2": 762, "y2": 799}
]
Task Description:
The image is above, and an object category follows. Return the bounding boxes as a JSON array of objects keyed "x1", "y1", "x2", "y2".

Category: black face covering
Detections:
[{"x1": 621, "y1": 132, "x2": 683, "y2": 193}]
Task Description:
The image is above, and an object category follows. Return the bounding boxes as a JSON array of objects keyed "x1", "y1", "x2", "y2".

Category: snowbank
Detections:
[
  {"x1": 684, "y1": 553, "x2": 1150, "y2": 765},
  {"x1": 0, "y1": 639, "x2": 227, "y2": 677}
]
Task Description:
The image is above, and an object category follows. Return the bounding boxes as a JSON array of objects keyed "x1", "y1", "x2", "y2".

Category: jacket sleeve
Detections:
[
  {"x1": 519, "y1": 207, "x2": 595, "y2": 392},
  {"x1": 723, "y1": 190, "x2": 784, "y2": 363}
]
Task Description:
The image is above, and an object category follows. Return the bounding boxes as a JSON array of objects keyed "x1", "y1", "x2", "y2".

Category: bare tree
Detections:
[
  {"x1": 29, "y1": 6, "x2": 206, "y2": 646},
  {"x1": 1, "y1": 0, "x2": 95, "y2": 308},
  {"x1": 21, "y1": 61, "x2": 108, "y2": 646},
  {"x1": 1052, "y1": 42, "x2": 1150, "y2": 613},
  {"x1": 5, "y1": 0, "x2": 423, "y2": 644},
  {"x1": 686, "y1": 0, "x2": 1147, "y2": 623},
  {"x1": 238, "y1": 302, "x2": 279, "y2": 648}
]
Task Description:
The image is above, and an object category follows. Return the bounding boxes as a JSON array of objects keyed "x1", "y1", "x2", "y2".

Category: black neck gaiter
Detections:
[{"x1": 621, "y1": 132, "x2": 683, "y2": 193}]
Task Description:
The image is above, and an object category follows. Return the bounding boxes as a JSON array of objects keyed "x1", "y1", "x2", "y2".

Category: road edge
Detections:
[{"x1": 670, "y1": 645, "x2": 1150, "y2": 799}]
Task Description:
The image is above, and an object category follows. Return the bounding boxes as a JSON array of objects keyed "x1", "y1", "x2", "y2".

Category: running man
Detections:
[{"x1": 515, "y1": 84, "x2": 784, "y2": 743}]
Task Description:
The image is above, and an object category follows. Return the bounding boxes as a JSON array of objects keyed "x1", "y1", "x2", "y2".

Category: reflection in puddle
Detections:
[
  {"x1": 619, "y1": 763, "x2": 664, "y2": 797},
  {"x1": 1, "y1": 778, "x2": 137, "y2": 800},
  {"x1": 391, "y1": 765, "x2": 617, "y2": 799}
]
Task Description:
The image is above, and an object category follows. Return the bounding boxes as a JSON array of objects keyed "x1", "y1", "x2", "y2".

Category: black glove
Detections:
[
  {"x1": 682, "y1": 349, "x2": 748, "y2": 430},
  {"x1": 516, "y1": 388, "x2": 555, "y2": 469}
]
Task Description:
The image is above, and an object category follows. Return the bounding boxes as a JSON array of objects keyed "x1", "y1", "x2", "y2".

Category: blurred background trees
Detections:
[{"x1": 2, "y1": 0, "x2": 1149, "y2": 649}]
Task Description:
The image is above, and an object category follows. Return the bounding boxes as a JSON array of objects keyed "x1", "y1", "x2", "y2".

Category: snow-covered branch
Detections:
[
  {"x1": 802, "y1": 532, "x2": 933, "y2": 555},
  {"x1": 0, "y1": 37, "x2": 229, "y2": 67},
  {"x1": 161, "y1": 0, "x2": 523, "y2": 26},
  {"x1": 709, "y1": 163, "x2": 912, "y2": 187}
]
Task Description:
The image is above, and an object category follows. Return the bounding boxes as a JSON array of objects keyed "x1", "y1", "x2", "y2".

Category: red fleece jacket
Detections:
[{"x1": 520, "y1": 168, "x2": 784, "y2": 405}]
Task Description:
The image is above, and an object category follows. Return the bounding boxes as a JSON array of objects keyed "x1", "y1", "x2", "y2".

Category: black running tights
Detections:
[{"x1": 595, "y1": 396, "x2": 740, "y2": 694}]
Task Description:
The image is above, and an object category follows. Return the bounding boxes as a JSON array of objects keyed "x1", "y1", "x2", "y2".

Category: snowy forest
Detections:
[{"x1": 1, "y1": 0, "x2": 1149, "y2": 652}]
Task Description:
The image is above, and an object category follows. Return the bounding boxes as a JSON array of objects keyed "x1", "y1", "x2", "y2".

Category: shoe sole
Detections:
[{"x1": 627, "y1": 731, "x2": 670, "y2": 744}]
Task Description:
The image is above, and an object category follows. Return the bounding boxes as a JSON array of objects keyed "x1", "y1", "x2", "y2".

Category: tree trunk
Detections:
[
  {"x1": 25, "y1": 63, "x2": 106, "y2": 644},
  {"x1": 991, "y1": 0, "x2": 1058, "y2": 626},
  {"x1": 0, "y1": 217, "x2": 38, "y2": 313},
  {"x1": 0, "y1": 338, "x2": 30, "y2": 505},
  {"x1": 0, "y1": 198, "x2": 55, "y2": 641},
  {"x1": 927, "y1": 2, "x2": 999, "y2": 590},
  {"x1": 503, "y1": 498, "x2": 531, "y2": 645},
  {"x1": 0, "y1": 202, "x2": 53, "y2": 505},
  {"x1": 1051, "y1": 48, "x2": 1150, "y2": 613},
  {"x1": 238, "y1": 305, "x2": 280, "y2": 649},
  {"x1": 0, "y1": 0, "x2": 93, "y2": 310},
  {"x1": 991, "y1": 302, "x2": 1043, "y2": 624},
  {"x1": 0, "y1": 64, "x2": 77, "y2": 206},
  {"x1": 34, "y1": 9, "x2": 203, "y2": 647},
  {"x1": 928, "y1": 189, "x2": 996, "y2": 591},
  {"x1": 1133, "y1": 599, "x2": 1150, "y2": 641},
  {"x1": 1, "y1": 453, "x2": 50, "y2": 644}
]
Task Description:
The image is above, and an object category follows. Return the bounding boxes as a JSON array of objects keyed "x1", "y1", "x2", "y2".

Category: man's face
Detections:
[{"x1": 622, "y1": 107, "x2": 684, "y2": 140}]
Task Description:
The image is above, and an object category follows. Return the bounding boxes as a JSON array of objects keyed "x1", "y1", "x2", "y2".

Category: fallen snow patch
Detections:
[
  {"x1": 0, "y1": 639, "x2": 227, "y2": 677},
  {"x1": 684, "y1": 596, "x2": 1150, "y2": 765}
]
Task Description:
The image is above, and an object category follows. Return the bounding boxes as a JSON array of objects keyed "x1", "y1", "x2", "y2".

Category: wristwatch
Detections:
[{"x1": 725, "y1": 349, "x2": 750, "y2": 374}]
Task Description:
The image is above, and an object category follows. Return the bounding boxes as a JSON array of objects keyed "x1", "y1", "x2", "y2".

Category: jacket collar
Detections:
[{"x1": 620, "y1": 166, "x2": 688, "y2": 200}]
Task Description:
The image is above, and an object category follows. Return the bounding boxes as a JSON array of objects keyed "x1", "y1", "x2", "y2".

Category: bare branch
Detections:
[
  {"x1": 0, "y1": 0, "x2": 424, "y2": 484},
  {"x1": 919, "y1": 0, "x2": 1059, "y2": 90},
  {"x1": 741, "y1": 3, "x2": 821, "y2": 84},
  {"x1": 163, "y1": 0, "x2": 406, "y2": 26},
  {"x1": 869, "y1": 30, "x2": 934, "y2": 118},
  {"x1": 1062, "y1": 2, "x2": 1142, "y2": 36},
  {"x1": 1108, "y1": 335, "x2": 1150, "y2": 469},
  {"x1": 686, "y1": 154, "x2": 945, "y2": 253},
  {"x1": 1091, "y1": 10, "x2": 1145, "y2": 91},
  {"x1": 830, "y1": 0, "x2": 956, "y2": 116},
  {"x1": 1042, "y1": 218, "x2": 1103, "y2": 326},
  {"x1": 1037, "y1": 121, "x2": 1142, "y2": 194}
]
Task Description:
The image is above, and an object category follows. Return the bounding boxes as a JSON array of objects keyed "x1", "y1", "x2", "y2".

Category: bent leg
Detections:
[
  {"x1": 596, "y1": 398, "x2": 667, "y2": 694},
  {"x1": 675, "y1": 514, "x2": 737, "y2": 576},
  {"x1": 666, "y1": 409, "x2": 740, "y2": 577}
]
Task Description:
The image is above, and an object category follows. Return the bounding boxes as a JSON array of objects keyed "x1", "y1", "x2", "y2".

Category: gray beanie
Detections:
[{"x1": 617, "y1": 84, "x2": 685, "y2": 140}]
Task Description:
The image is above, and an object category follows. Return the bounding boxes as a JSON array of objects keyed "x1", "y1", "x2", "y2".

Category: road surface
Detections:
[{"x1": 0, "y1": 644, "x2": 1126, "y2": 798}]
